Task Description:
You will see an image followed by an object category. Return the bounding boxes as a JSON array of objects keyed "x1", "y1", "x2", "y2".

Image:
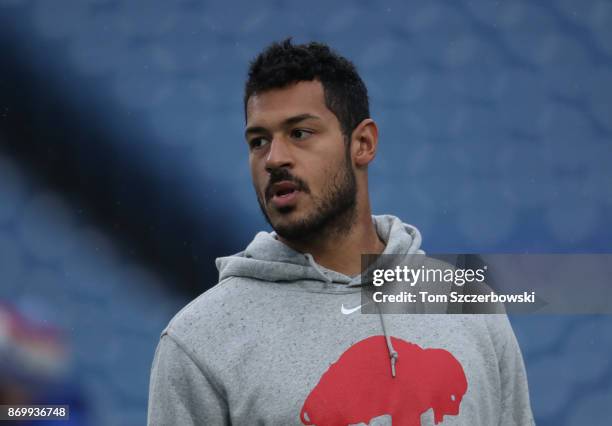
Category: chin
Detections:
[
  {"x1": 268, "y1": 203, "x2": 301, "y2": 218},
  {"x1": 270, "y1": 212, "x2": 301, "y2": 230},
  {"x1": 270, "y1": 212, "x2": 310, "y2": 236}
]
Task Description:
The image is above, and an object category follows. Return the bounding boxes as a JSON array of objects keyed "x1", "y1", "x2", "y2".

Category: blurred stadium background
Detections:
[{"x1": 0, "y1": 0, "x2": 611, "y2": 424}]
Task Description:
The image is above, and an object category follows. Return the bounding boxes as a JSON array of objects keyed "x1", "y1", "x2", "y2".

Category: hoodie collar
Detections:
[{"x1": 215, "y1": 215, "x2": 424, "y2": 287}]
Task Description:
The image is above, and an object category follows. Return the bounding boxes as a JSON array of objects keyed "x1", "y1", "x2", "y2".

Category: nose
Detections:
[{"x1": 265, "y1": 137, "x2": 294, "y2": 173}]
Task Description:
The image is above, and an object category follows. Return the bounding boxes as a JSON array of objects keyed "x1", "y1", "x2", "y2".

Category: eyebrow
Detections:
[{"x1": 244, "y1": 113, "x2": 321, "y2": 139}]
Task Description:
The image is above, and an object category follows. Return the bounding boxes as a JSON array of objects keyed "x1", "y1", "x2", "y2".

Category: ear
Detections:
[{"x1": 350, "y1": 118, "x2": 378, "y2": 168}]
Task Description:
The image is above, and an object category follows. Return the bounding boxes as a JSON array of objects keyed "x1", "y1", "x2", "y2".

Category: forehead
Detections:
[{"x1": 246, "y1": 80, "x2": 335, "y2": 126}]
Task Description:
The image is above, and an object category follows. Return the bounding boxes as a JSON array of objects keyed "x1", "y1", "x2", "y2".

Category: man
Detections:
[{"x1": 148, "y1": 39, "x2": 535, "y2": 425}]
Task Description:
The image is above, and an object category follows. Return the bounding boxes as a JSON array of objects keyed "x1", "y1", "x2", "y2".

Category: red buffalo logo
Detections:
[{"x1": 300, "y1": 336, "x2": 467, "y2": 426}]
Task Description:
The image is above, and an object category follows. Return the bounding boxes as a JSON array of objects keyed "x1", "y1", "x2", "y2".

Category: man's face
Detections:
[{"x1": 245, "y1": 80, "x2": 357, "y2": 241}]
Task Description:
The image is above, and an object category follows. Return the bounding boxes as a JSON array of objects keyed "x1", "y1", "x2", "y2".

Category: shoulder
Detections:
[
  {"x1": 162, "y1": 277, "x2": 252, "y2": 340},
  {"x1": 482, "y1": 314, "x2": 518, "y2": 350}
]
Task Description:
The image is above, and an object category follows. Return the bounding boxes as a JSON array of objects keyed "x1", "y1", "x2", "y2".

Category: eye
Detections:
[
  {"x1": 450, "y1": 394, "x2": 456, "y2": 401},
  {"x1": 290, "y1": 129, "x2": 312, "y2": 140},
  {"x1": 249, "y1": 137, "x2": 270, "y2": 150}
]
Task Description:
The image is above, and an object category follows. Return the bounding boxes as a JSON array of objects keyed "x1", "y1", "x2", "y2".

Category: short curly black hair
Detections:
[{"x1": 244, "y1": 38, "x2": 370, "y2": 142}]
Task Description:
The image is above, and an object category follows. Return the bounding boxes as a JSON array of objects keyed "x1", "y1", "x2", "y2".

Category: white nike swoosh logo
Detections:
[{"x1": 341, "y1": 304, "x2": 364, "y2": 315}]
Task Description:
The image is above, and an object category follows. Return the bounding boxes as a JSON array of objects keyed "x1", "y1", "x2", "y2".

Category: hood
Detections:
[{"x1": 216, "y1": 215, "x2": 424, "y2": 287}]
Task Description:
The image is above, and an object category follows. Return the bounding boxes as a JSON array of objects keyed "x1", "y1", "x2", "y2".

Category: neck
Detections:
[{"x1": 278, "y1": 208, "x2": 385, "y2": 276}]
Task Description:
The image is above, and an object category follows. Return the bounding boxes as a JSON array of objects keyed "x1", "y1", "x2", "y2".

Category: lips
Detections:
[
  {"x1": 271, "y1": 181, "x2": 297, "y2": 196},
  {"x1": 268, "y1": 181, "x2": 301, "y2": 208}
]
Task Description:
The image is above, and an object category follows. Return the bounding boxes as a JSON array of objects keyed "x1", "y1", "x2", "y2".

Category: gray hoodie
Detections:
[{"x1": 148, "y1": 215, "x2": 535, "y2": 426}]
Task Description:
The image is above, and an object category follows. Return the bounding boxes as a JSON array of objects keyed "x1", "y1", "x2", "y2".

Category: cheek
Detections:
[
  {"x1": 249, "y1": 165, "x2": 262, "y2": 192},
  {"x1": 316, "y1": 152, "x2": 348, "y2": 181},
  {"x1": 249, "y1": 158, "x2": 262, "y2": 180},
  {"x1": 306, "y1": 164, "x2": 336, "y2": 196},
  {"x1": 252, "y1": 173, "x2": 265, "y2": 193}
]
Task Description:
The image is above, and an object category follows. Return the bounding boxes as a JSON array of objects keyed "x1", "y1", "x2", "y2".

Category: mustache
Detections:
[{"x1": 265, "y1": 168, "x2": 310, "y2": 201}]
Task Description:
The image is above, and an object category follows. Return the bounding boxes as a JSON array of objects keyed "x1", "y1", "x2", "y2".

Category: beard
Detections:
[{"x1": 256, "y1": 148, "x2": 358, "y2": 243}]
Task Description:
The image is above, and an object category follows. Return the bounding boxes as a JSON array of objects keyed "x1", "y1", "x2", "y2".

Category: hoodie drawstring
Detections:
[
  {"x1": 377, "y1": 303, "x2": 399, "y2": 378},
  {"x1": 305, "y1": 253, "x2": 398, "y2": 378}
]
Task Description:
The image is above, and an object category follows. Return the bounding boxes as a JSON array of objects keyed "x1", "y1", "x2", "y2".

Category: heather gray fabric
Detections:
[{"x1": 148, "y1": 215, "x2": 535, "y2": 425}]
